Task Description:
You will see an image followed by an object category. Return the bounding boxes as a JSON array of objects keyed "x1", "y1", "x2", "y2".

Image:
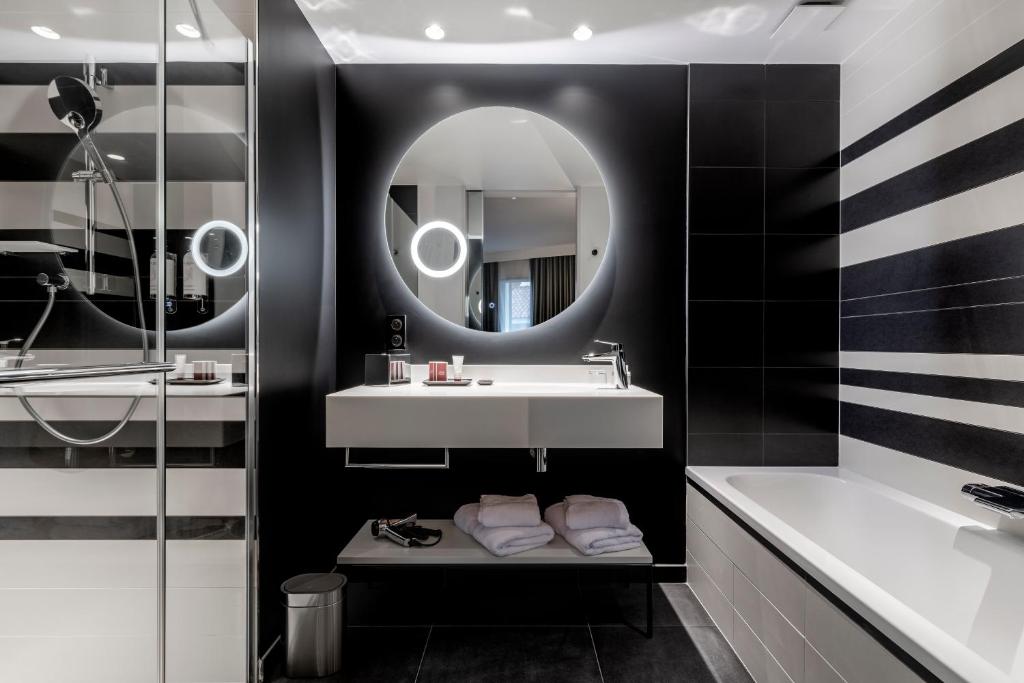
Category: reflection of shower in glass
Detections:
[{"x1": 11, "y1": 77, "x2": 151, "y2": 446}]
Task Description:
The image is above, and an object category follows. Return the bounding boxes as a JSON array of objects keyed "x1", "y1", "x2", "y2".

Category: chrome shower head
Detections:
[{"x1": 47, "y1": 76, "x2": 103, "y2": 133}]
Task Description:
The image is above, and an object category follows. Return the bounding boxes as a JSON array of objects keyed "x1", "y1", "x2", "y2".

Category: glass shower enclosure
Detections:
[{"x1": 0, "y1": 1, "x2": 255, "y2": 681}]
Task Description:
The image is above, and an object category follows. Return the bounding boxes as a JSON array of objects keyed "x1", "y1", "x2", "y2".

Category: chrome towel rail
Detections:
[{"x1": 0, "y1": 362, "x2": 176, "y2": 384}]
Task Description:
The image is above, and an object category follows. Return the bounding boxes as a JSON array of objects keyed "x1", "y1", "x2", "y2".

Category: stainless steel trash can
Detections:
[{"x1": 281, "y1": 573, "x2": 346, "y2": 678}]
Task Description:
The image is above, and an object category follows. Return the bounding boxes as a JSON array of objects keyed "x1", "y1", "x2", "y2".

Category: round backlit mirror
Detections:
[
  {"x1": 387, "y1": 106, "x2": 610, "y2": 332},
  {"x1": 191, "y1": 220, "x2": 248, "y2": 277}
]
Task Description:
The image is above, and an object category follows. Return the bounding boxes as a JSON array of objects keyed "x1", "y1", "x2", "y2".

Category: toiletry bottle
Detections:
[
  {"x1": 182, "y1": 249, "x2": 208, "y2": 299},
  {"x1": 149, "y1": 251, "x2": 178, "y2": 299}
]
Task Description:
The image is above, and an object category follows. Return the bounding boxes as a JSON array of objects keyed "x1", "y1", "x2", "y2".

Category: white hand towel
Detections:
[
  {"x1": 545, "y1": 502, "x2": 643, "y2": 556},
  {"x1": 564, "y1": 494, "x2": 630, "y2": 530},
  {"x1": 455, "y1": 503, "x2": 554, "y2": 557},
  {"x1": 477, "y1": 493, "x2": 542, "y2": 528}
]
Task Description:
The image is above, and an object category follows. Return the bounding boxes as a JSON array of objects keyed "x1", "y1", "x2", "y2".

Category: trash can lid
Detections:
[{"x1": 281, "y1": 573, "x2": 347, "y2": 607}]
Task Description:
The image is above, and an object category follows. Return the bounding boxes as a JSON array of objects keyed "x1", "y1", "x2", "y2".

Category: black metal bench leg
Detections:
[{"x1": 647, "y1": 564, "x2": 654, "y2": 638}]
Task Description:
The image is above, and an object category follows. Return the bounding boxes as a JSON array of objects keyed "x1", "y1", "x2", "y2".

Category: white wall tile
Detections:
[
  {"x1": 733, "y1": 609, "x2": 796, "y2": 683},
  {"x1": 167, "y1": 587, "x2": 245, "y2": 637},
  {"x1": 167, "y1": 468, "x2": 246, "y2": 516},
  {"x1": 0, "y1": 469, "x2": 154, "y2": 515},
  {"x1": 840, "y1": 171, "x2": 1024, "y2": 266},
  {"x1": 166, "y1": 634, "x2": 245, "y2": 683},
  {"x1": 687, "y1": 550, "x2": 734, "y2": 644},
  {"x1": 841, "y1": 65, "x2": 1024, "y2": 199},
  {"x1": 0, "y1": 637, "x2": 156, "y2": 683},
  {"x1": 0, "y1": 540, "x2": 157, "y2": 588},
  {"x1": 0, "y1": 587, "x2": 156, "y2": 637},
  {"x1": 686, "y1": 516, "x2": 733, "y2": 601},
  {"x1": 167, "y1": 539, "x2": 246, "y2": 588},
  {"x1": 804, "y1": 589, "x2": 921, "y2": 683},
  {"x1": 805, "y1": 641, "x2": 847, "y2": 683},
  {"x1": 841, "y1": 0, "x2": 1012, "y2": 144},
  {"x1": 735, "y1": 568, "x2": 806, "y2": 683}
]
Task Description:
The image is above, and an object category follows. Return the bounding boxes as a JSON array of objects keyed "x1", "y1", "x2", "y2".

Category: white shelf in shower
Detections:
[{"x1": 0, "y1": 241, "x2": 79, "y2": 255}]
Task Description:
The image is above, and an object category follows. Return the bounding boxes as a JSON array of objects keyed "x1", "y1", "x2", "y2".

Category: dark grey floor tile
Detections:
[
  {"x1": 591, "y1": 626, "x2": 751, "y2": 683},
  {"x1": 270, "y1": 626, "x2": 429, "y2": 683},
  {"x1": 660, "y1": 584, "x2": 715, "y2": 628},
  {"x1": 417, "y1": 626, "x2": 602, "y2": 683},
  {"x1": 581, "y1": 582, "x2": 682, "y2": 630}
]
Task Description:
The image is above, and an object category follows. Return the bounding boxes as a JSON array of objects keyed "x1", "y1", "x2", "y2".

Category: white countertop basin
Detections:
[{"x1": 326, "y1": 365, "x2": 663, "y2": 449}]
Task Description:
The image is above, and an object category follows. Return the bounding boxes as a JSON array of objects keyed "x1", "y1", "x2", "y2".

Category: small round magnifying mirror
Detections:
[{"x1": 191, "y1": 220, "x2": 248, "y2": 277}]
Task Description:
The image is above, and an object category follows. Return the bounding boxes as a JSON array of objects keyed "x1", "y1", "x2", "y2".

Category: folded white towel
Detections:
[
  {"x1": 477, "y1": 493, "x2": 542, "y2": 528},
  {"x1": 455, "y1": 503, "x2": 554, "y2": 557},
  {"x1": 564, "y1": 495, "x2": 630, "y2": 530},
  {"x1": 545, "y1": 502, "x2": 643, "y2": 556}
]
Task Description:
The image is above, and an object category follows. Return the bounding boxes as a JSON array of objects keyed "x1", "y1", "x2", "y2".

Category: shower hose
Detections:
[{"x1": 15, "y1": 133, "x2": 150, "y2": 446}]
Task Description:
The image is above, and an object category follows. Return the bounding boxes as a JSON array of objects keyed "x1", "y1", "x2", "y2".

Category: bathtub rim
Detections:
[{"x1": 685, "y1": 465, "x2": 1018, "y2": 683}]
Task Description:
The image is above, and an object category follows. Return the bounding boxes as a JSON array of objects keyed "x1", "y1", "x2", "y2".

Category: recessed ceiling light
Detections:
[
  {"x1": 175, "y1": 23, "x2": 201, "y2": 39},
  {"x1": 30, "y1": 26, "x2": 61, "y2": 40},
  {"x1": 572, "y1": 24, "x2": 593, "y2": 41},
  {"x1": 424, "y1": 23, "x2": 445, "y2": 40},
  {"x1": 106, "y1": 153, "x2": 125, "y2": 161},
  {"x1": 505, "y1": 6, "x2": 533, "y2": 19}
]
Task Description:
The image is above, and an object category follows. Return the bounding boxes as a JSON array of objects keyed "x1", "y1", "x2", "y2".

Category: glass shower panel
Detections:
[
  {"x1": 0, "y1": 1, "x2": 163, "y2": 682},
  {"x1": 164, "y1": 1, "x2": 254, "y2": 681}
]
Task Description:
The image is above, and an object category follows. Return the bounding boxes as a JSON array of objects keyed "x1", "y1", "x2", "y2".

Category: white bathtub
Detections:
[{"x1": 686, "y1": 466, "x2": 1024, "y2": 683}]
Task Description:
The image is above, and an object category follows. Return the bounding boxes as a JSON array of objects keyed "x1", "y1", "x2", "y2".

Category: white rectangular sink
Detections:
[{"x1": 325, "y1": 365, "x2": 663, "y2": 449}]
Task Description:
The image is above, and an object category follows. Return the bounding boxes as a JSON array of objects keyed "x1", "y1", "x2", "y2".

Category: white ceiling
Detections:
[
  {"x1": 294, "y1": 0, "x2": 921, "y2": 65},
  {"x1": 0, "y1": 0, "x2": 253, "y2": 63},
  {"x1": 391, "y1": 106, "x2": 604, "y2": 191}
]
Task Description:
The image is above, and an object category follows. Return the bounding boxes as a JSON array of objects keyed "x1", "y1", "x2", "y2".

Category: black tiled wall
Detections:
[{"x1": 687, "y1": 64, "x2": 840, "y2": 467}]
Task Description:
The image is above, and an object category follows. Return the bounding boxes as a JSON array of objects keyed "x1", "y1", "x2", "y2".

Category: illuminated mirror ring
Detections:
[
  {"x1": 191, "y1": 220, "x2": 248, "y2": 277},
  {"x1": 410, "y1": 220, "x2": 467, "y2": 279}
]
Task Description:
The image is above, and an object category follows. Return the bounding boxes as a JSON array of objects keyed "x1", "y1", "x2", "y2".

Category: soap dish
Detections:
[{"x1": 422, "y1": 379, "x2": 473, "y2": 386}]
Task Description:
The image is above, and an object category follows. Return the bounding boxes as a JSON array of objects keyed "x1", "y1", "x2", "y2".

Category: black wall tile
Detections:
[
  {"x1": 764, "y1": 434, "x2": 838, "y2": 466},
  {"x1": 688, "y1": 302, "x2": 763, "y2": 367},
  {"x1": 688, "y1": 434, "x2": 763, "y2": 466},
  {"x1": 764, "y1": 368, "x2": 838, "y2": 433},
  {"x1": 766, "y1": 65, "x2": 840, "y2": 101},
  {"x1": 766, "y1": 101, "x2": 839, "y2": 168},
  {"x1": 688, "y1": 368, "x2": 763, "y2": 433},
  {"x1": 764, "y1": 235, "x2": 839, "y2": 300},
  {"x1": 690, "y1": 64, "x2": 765, "y2": 101},
  {"x1": 690, "y1": 100, "x2": 765, "y2": 167},
  {"x1": 689, "y1": 168, "x2": 764, "y2": 234},
  {"x1": 688, "y1": 64, "x2": 839, "y2": 468},
  {"x1": 689, "y1": 235, "x2": 763, "y2": 300},
  {"x1": 765, "y1": 301, "x2": 839, "y2": 367},
  {"x1": 765, "y1": 168, "x2": 839, "y2": 234}
]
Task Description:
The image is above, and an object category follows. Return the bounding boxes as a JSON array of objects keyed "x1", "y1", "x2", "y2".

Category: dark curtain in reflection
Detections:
[
  {"x1": 530, "y1": 255, "x2": 575, "y2": 326},
  {"x1": 482, "y1": 262, "x2": 500, "y2": 332}
]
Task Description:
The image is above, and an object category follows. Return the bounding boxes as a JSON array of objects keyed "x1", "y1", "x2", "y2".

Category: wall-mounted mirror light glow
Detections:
[
  {"x1": 411, "y1": 220, "x2": 467, "y2": 278},
  {"x1": 386, "y1": 106, "x2": 610, "y2": 333},
  {"x1": 191, "y1": 220, "x2": 248, "y2": 277}
]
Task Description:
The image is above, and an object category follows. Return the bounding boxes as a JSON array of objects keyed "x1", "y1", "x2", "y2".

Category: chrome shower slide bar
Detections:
[{"x1": 0, "y1": 362, "x2": 176, "y2": 384}]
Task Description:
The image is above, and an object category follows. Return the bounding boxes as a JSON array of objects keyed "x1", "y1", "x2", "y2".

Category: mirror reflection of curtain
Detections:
[
  {"x1": 482, "y1": 262, "x2": 500, "y2": 332},
  {"x1": 530, "y1": 255, "x2": 576, "y2": 326}
]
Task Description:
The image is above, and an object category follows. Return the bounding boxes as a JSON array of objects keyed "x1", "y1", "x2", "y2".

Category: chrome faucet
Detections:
[
  {"x1": 0, "y1": 338, "x2": 23, "y2": 350},
  {"x1": 582, "y1": 339, "x2": 630, "y2": 389},
  {"x1": 961, "y1": 483, "x2": 1024, "y2": 519}
]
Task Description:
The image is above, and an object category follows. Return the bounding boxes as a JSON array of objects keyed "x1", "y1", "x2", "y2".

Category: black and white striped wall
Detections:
[{"x1": 839, "y1": 0, "x2": 1024, "y2": 487}]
